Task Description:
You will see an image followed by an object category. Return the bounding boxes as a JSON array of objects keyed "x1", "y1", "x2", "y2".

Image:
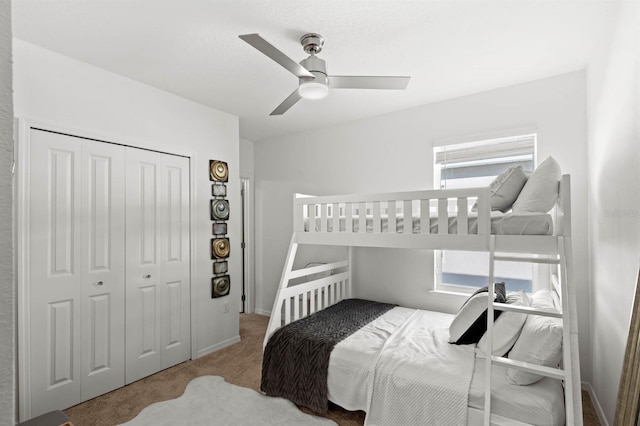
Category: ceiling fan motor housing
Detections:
[{"x1": 299, "y1": 55, "x2": 328, "y2": 86}]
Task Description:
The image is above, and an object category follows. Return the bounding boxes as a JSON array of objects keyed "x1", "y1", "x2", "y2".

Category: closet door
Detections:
[
  {"x1": 80, "y1": 142, "x2": 126, "y2": 401},
  {"x1": 27, "y1": 130, "x2": 126, "y2": 416},
  {"x1": 125, "y1": 148, "x2": 190, "y2": 384},
  {"x1": 28, "y1": 130, "x2": 83, "y2": 416},
  {"x1": 160, "y1": 153, "x2": 191, "y2": 369}
]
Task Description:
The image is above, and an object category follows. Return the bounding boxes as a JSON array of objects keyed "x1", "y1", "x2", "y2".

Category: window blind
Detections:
[{"x1": 434, "y1": 135, "x2": 535, "y2": 165}]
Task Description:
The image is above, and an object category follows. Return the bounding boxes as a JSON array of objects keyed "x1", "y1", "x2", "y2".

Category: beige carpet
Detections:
[{"x1": 65, "y1": 314, "x2": 600, "y2": 426}]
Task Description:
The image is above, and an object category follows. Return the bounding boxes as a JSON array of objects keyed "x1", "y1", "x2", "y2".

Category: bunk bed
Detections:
[{"x1": 262, "y1": 163, "x2": 582, "y2": 426}]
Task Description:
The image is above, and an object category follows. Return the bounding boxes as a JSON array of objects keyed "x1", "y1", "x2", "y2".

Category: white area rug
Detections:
[{"x1": 119, "y1": 376, "x2": 337, "y2": 426}]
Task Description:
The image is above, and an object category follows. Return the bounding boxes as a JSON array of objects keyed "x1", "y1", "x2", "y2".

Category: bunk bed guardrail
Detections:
[
  {"x1": 291, "y1": 176, "x2": 570, "y2": 254},
  {"x1": 296, "y1": 186, "x2": 492, "y2": 245}
]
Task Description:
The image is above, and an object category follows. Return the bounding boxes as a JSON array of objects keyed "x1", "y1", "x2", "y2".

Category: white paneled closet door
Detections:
[
  {"x1": 125, "y1": 147, "x2": 191, "y2": 384},
  {"x1": 80, "y1": 141, "x2": 126, "y2": 401},
  {"x1": 27, "y1": 130, "x2": 126, "y2": 417}
]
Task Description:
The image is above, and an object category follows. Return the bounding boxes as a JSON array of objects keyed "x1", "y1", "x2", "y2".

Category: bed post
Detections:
[
  {"x1": 263, "y1": 233, "x2": 299, "y2": 349},
  {"x1": 560, "y1": 235, "x2": 583, "y2": 425},
  {"x1": 347, "y1": 246, "x2": 353, "y2": 298}
]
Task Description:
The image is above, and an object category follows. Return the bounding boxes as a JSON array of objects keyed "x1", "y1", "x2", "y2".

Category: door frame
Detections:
[
  {"x1": 240, "y1": 177, "x2": 254, "y2": 313},
  {"x1": 15, "y1": 118, "x2": 196, "y2": 420}
]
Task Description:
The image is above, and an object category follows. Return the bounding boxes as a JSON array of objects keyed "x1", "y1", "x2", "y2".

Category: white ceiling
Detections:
[{"x1": 13, "y1": 1, "x2": 618, "y2": 142}]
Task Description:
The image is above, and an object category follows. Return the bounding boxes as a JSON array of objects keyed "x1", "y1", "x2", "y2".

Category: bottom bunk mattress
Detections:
[
  {"x1": 327, "y1": 305, "x2": 565, "y2": 425},
  {"x1": 263, "y1": 300, "x2": 565, "y2": 425}
]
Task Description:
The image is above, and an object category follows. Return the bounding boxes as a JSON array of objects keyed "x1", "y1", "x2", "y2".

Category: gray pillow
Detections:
[{"x1": 472, "y1": 165, "x2": 528, "y2": 213}]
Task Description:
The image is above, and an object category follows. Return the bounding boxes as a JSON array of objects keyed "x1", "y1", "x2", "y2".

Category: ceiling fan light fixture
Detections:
[{"x1": 298, "y1": 81, "x2": 328, "y2": 100}]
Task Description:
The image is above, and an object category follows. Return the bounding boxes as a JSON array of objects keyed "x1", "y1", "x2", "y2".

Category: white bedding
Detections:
[
  {"x1": 306, "y1": 211, "x2": 554, "y2": 235},
  {"x1": 328, "y1": 307, "x2": 565, "y2": 425},
  {"x1": 366, "y1": 309, "x2": 475, "y2": 426}
]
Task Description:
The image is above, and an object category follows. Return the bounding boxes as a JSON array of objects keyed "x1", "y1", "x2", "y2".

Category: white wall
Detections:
[
  {"x1": 587, "y1": 1, "x2": 640, "y2": 423},
  {"x1": 0, "y1": 1, "x2": 15, "y2": 425},
  {"x1": 254, "y1": 71, "x2": 591, "y2": 381},
  {"x1": 240, "y1": 138, "x2": 255, "y2": 179},
  {"x1": 12, "y1": 39, "x2": 241, "y2": 360}
]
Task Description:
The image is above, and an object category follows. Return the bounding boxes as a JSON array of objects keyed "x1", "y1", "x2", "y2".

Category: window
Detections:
[{"x1": 433, "y1": 133, "x2": 536, "y2": 294}]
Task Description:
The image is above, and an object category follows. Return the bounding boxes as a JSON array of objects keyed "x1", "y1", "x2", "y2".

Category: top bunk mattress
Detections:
[{"x1": 305, "y1": 211, "x2": 554, "y2": 236}]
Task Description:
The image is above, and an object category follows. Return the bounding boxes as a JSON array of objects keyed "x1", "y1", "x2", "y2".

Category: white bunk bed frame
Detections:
[{"x1": 265, "y1": 174, "x2": 582, "y2": 426}]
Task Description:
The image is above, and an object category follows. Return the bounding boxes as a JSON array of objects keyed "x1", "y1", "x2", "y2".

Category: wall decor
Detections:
[
  {"x1": 212, "y1": 183, "x2": 227, "y2": 197},
  {"x1": 209, "y1": 159, "x2": 230, "y2": 299},
  {"x1": 212, "y1": 223, "x2": 227, "y2": 236},
  {"x1": 211, "y1": 238, "x2": 230, "y2": 259},
  {"x1": 212, "y1": 275, "x2": 231, "y2": 298},
  {"x1": 210, "y1": 199, "x2": 230, "y2": 221},
  {"x1": 209, "y1": 160, "x2": 229, "y2": 182},
  {"x1": 213, "y1": 261, "x2": 228, "y2": 275}
]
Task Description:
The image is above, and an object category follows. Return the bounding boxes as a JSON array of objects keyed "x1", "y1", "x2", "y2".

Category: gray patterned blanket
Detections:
[{"x1": 261, "y1": 298, "x2": 396, "y2": 413}]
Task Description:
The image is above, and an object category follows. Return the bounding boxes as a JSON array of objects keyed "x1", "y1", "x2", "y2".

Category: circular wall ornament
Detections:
[
  {"x1": 212, "y1": 275, "x2": 230, "y2": 298},
  {"x1": 211, "y1": 199, "x2": 230, "y2": 220},
  {"x1": 211, "y1": 238, "x2": 230, "y2": 259},
  {"x1": 209, "y1": 160, "x2": 229, "y2": 182}
]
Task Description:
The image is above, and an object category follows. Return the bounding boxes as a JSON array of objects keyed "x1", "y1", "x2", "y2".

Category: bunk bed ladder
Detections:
[{"x1": 483, "y1": 235, "x2": 583, "y2": 426}]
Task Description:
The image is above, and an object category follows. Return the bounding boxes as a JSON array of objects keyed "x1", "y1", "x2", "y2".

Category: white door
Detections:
[
  {"x1": 80, "y1": 141, "x2": 126, "y2": 401},
  {"x1": 28, "y1": 130, "x2": 83, "y2": 416},
  {"x1": 27, "y1": 130, "x2": 126, "y2": 416},
  {"x1": 159, "y1": 153, "x2": 191, "y2": 370},
  {"x1": 125, "y1": 147, "x2": 190, "y2": 384}
]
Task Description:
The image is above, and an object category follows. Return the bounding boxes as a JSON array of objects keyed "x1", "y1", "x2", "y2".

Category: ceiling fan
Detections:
[{"x1": 239, "y1": 33, "x2": 411, "y2": 116}]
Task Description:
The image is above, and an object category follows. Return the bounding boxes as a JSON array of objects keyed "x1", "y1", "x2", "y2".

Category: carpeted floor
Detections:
[{"x1": 65, "y1": 314, "x2": 600, "y2": 425}]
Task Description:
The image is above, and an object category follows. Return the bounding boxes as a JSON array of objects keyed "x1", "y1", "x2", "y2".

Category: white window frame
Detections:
[{"x1": 433, "y1": 130, "x2": 537, "y2": 295}]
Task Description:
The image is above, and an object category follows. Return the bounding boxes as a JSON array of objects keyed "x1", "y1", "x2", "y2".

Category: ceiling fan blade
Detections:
[
  {"x1": 270, "y1": 89, "x2": 302, "y2": 116},
  {"x1": 329, "y1": 75, "x2": 410, "y2": 90},
  {"x1": 239, "y1": 33, "x2": 314, "y2": 79}
]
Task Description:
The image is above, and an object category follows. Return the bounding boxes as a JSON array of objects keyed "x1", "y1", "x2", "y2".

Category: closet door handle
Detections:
[
  {"x1": 143, "y1": 274, "x2": 152, "y2": 279},
  {"x1": 94, "y1": 281, "x2": 104, "y2": 286}
]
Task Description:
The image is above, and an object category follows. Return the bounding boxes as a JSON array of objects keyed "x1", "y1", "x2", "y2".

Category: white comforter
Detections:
[
  {"x1": 328, "y1": 307, "x2": 565, "y2": 426},
  {"x1": 328, "y1": 308, "x2": 475, "y2": 426}
]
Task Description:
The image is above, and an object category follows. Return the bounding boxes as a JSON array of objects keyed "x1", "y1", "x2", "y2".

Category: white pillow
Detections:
[
  {"x1": 472, "y1": 165, "x2": 528, "y2": 213},
  {"x1": 511, "y1": 156, "x2": 561, "y2": 213},
  {"x1": 477, "y1": 291, "x2": 530, "y2": 357},
  {"x1": 506, "y1": 290, "x2": 562, "y2": 385},
  {"x1": 530, "y1": 289, "x2": 558, "y2": 311},
  {"x1": 449, "y1": 283, "x2": 506, "y2": 344}
]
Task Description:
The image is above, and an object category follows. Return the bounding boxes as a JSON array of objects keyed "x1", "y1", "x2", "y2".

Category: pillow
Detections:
[
  {"x1": 506, "y1": 290, "x2": 562, "y2": 385},
  {"x1": 471, "y1": 165, "x2": 528, "y2": 213},
  {"x1": 530, "y1": 289, "x2": 558, "y2": 311},
  {"x1": 477, "y1": 291, "x2": 531, "y2": 357},
  {"x1": 511, "y1": 156, "x2": 561, "y2": 213},
  {"x1": 449, "y1": 283, "x2": 506, "y2": 345},
  {"x1": 505, "y1": 316, "x2": 563, "y2": 385}
]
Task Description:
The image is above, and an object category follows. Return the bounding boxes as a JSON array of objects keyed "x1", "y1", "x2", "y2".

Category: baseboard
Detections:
[
  {"x1": 583, "y1": 381, "x2": 610, "y2": 426},
  {"x1": 195, "y1": 335, "x2": 241, "y2": 358},
  {"x1": 254, "y1": 308, "x2": 271, "y2": 316}
]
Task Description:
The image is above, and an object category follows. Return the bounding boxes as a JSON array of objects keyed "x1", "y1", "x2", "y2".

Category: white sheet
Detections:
[
  {"x1": 365, "y1": 309, "x2": 475, "y2": 426},
  {"x1": 328, "y1": 307, "x2": 566, "y2": 425},
  {"x1": 306, "y1": 211, "x2": 554, "y2": 235},
  {"x1": 327, "y1": 307, "x2": 415, "y2": 411},
  {"x1": 469, "y1": 360, "x2": 565, "y2": 426}
]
